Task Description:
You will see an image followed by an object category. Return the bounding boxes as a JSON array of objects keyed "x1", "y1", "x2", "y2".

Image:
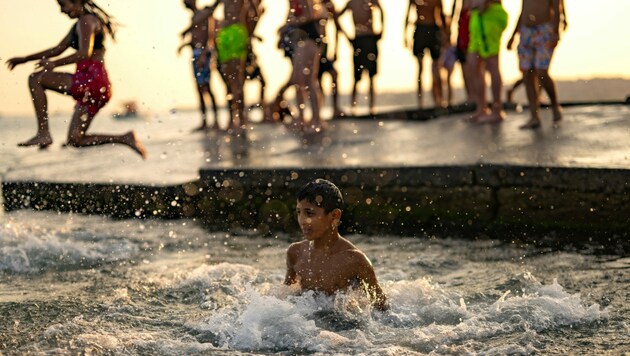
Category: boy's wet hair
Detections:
[{"x1": 297, "y1": 179, "x2": 344, "y2": 213}]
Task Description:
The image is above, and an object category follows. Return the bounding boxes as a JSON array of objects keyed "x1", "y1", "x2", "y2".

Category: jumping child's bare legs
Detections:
[
  {"x1": 20, "y1": 71, "x2": 73, "y2": 148},
  {"x1": 66, "y1": 106, "x2": 147, "y2": 159}
]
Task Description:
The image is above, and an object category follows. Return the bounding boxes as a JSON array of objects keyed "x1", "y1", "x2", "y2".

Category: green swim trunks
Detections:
[
  {"x1": 468, "y1": 3, "x2": 508, "y2": 58},
  {"x1": 216, "y1": 23, "x2": 248, "y2": 64}
]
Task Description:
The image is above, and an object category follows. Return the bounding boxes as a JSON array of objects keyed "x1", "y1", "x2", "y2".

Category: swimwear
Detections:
[
  {"x1": 216, "y1": 23, "x2": 248, "y2": 64},
  {"x1": 192, "y1": 48, "x2": 211, "y2": 85},
  {"x1": 517, "y1": 22, "x2": 556, "y2": 70},
  {"x1": 70, "y1": 59, "x2": 111, "y2": 117},
  {"x1": 456, "y1": 9, "x2": 471, "y2": 63},
  {"x1": 468, "y1": 3, "x2": 508, "y2": 59},
  {"x1": 413, "y1": 24, "x2": 442, "y2": 60},
  {"x1": 69, "y1": 22, "x2": 105, "y2": 50},
  {"x1": 443, "y1": 46, "x2": 457, "y2": 72},
  {"x1": 352, "y1": 34, "x2": 379, "y2": 81}
]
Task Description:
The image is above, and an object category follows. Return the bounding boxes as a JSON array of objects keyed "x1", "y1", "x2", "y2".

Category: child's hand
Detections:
[
  {"x1": 507, "y1": 36, "x2": 515, "y2": 50},
  {"x1": 36, "y1": 59, "x2": 55, "y2": 72},
  {"x1": 6, "y1": 57, "x2": 26, "y2": 70}
]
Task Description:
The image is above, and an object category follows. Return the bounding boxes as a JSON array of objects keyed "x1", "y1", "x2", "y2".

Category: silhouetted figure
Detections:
[
  {"x1": 6, "y1": 0, "x2": 146, "y2": 158},
  {"x1": 183, "y1": 0, "x2": 259, "y2": 136},
  {"x1": 340, "y1": 0, "x2": 384, "y2": 116},
  {"x1": 278, "y1": 0, "x2": 327, "y2": 134},
  {"x1": 450, "y1": 0, "x2": 474, "y2": 104},
  {"x1": 466, "y1": 0, "x2": 508, "y2": 124},
  {"x1": 179, "y1": 0, "x2": 220, "y2": 132},
  {"x1": 405, "y1": 0, "x2": 448, "y2": 109},
  {"x1": 508, "y1": 0, "x2": 563, "y2": 129}
]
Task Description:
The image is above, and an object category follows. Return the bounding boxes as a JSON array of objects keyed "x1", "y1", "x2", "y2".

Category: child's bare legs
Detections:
[
  {"x1": 477, "y1": 55, "x2": 505, "y2": 123},
  {"x1": 520, "y1": 69, "x2": 542, "y2": 129},
  {"x1": 369, "y1": 76, "x2": 376, "y2": 116},
  {"x1": 205, "y1": 83, "x2": 220, "y2": 130},
  {"x1": 221, "y1": 60, "x2": 246, "y2": 135},
  {"x1": 538, "y1": 69, "x2": 562, "y2": 122},
  {"x1": 270, "y1": 79, "x2": 293, "y2": 122},
  {"x1": 416, "y1": 56, "x2": 424, "y2": 108},
  {"x1": 193, "y1": 84, "x2": 209, "y2": 132},
  {"x1": 329, "y1": 68, "x2": 344, "y2": 118},
  {"x1": 506, "y1": 78, "x2": 524, "y2": 104},
  {"x1": 351, "y1": 78, "x2": 359, "y2": 116},
  {"x1": 291, "y1": 40, "x2": 323, "y2": 132},
  {"x1": 445, "y1": 69, "x2": 454, "y2": 107},
  {"x1": 20, "y1": 71, "x2": 73, "y2": 148},
  {"x1": 66, "y1": 106, "x2": 147, "y2": 159},
  {"x1": 431, "y1": 60, "x2": 444, "y2": 108},
  {"x1": 462, "y1": 59, "x2": 475, "y2": 104},
  {"x1": 467, "y1": 52, "x2": 488, "y2": 121}
]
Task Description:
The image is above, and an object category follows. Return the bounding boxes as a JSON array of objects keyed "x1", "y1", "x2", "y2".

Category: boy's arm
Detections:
[
  {"x1": 181, "y1": 2, "x2": 219, "y2": 38},
  {"x1": 404, "y1": 1, "x2": 414, "y2": 47},
  {"x1": 437, "y1": 0, "x2": 449, "y2": 45},
  {"x1": 550, "y1": 0, "x2": 561, "y2": 45},
  {"x1": 354, "y1": 253, "x2": 389, "y2": 311},
  {"x1": 506, "y1": 12, "x2": 523, "y2": 50},
  {"x1": 374, "y1": 0, "x2": 385, "y2": 37},
  {"x1": 284, "y1": 244, "x2": 299, "y2": 285}
]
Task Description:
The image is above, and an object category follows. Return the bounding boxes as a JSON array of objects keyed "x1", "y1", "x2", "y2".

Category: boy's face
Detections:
[{"x1": 296, "y1": 199, "x2": 339, "y2": 241}]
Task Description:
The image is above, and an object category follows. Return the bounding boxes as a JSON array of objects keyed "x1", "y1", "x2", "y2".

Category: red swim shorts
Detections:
[{"x1": 70, "y1": 59, "x2": 112, "y2": 117}]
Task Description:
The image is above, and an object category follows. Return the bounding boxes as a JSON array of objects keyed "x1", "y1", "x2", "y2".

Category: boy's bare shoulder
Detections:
[{"x1": 287, "y1": 240, "x2": 309, "y2": 255}]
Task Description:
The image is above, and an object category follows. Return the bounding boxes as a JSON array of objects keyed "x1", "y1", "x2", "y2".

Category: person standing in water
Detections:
[
  {"x1": 179, "y1": 0, "x2": 220, "y2": 132},
  {"x1": 507, "y1": 0, "x2": 564, "y2": 129},
  {"x1": 339, "y1": 0, "x2": 385, "y2": 117},
  {"x1": 6, "y1": 0, "x2": 146, "y2": 158},
  {"x1": 285, "y1": 179, "x2": 388, "y2": 311},
  {"x1": 405, "y1": 0, "x2": 448, "y2": 109}
]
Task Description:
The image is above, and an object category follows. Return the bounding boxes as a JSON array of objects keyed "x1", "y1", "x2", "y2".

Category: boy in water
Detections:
[
  {"x1": 179, "y1": 0, "x2": 219, "y2": 132},
  {"x1": 339, "y1": 0, "x2": 384, "y2": 117},
  {"x1": 285, "y1": 179, "x2": 388, "y2": 311},
  {"x1": 405, "y1": 0, "x2": 448, "y2": 109},
  {"x1": 507, "y1": 0, "x2": 563, "y2": 129}
]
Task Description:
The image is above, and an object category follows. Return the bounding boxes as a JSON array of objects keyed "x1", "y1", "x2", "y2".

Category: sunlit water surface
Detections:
[{"x1": 0, "y1": 211, "x2": 627, "y2": 355}]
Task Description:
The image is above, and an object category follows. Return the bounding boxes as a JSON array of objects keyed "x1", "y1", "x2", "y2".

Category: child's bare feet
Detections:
[
  {"x1": 18, "y1": 134, "x2": 53, "y2": 149},
  {"x1": 191, "y1": 123, "x2": 208, "y2": 132},
  {"x1": 552, "y1": 105, "x2": 563, "y2": 122},
  {"x1": 122, "y1": 131, "x2": 148, "y2": 159},
  {"x1": 476, "y1": 110, "x2": 505, "y2": 124},
  {"x1": 519, "y1": 119, "x2": 541, "y2": 130}
]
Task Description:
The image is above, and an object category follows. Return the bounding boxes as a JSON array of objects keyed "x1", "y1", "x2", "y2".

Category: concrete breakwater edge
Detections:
[{"x1": 3, "y1": 165, "x2": 629, "y2": 250}]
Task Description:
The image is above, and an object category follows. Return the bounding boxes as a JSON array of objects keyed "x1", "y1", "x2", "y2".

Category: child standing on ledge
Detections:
[{"x1": 285, "y1": 179, "x2": 388, "y2": 311}]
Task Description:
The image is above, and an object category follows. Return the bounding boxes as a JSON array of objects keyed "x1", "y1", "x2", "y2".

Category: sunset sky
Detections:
[{"x1": 1, "y1": 0, "x2": 629, "y2": 116}]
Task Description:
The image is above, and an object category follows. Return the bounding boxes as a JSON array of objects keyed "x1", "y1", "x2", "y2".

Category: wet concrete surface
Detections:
[{"x1": 2, "y1": 104, "x2": 630, "y2": 233}]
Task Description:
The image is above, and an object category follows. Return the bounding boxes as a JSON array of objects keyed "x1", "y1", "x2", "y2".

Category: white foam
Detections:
[{"x1": 0, "y1": 222, "x2": 138, "y2": 273}]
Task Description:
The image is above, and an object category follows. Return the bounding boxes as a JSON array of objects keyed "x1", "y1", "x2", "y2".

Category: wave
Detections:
[{"x1": 0, "y1": 221, "x2": 139, "y2": 274}]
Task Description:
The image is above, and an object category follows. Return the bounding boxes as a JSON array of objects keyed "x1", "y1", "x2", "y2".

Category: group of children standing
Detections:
[
  {"x1": 5, "y1": 0, "x2": 566, "y2": 159},
  {"x1": 411, "y1": 0, "x2": 565, "y2": 128}
]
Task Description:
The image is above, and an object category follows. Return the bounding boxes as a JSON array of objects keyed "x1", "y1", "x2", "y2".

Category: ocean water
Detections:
[{"x1": 0, "y1": 210, "x2": 627, "y2": 355}]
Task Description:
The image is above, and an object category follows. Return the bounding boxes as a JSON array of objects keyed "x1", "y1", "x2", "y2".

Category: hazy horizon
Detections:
[{"x1": 1, "y1": 0, "x2": 629, "y2": 116}]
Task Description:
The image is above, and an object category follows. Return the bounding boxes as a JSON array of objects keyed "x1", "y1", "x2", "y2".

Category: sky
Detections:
[{"x1": 1, "y1": 0, "x2": 629, "y2": 116}]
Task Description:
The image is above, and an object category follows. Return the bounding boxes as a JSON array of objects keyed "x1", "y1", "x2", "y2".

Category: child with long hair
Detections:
[{"x1": 6, "y1": 0, "x2": 146, "y2": 158}]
